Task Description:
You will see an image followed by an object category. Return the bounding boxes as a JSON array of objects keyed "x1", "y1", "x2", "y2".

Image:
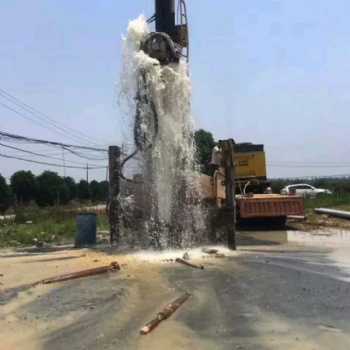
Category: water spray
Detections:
[{"x1": 119, "y1": 1, "x2": 208, "y2": 249}]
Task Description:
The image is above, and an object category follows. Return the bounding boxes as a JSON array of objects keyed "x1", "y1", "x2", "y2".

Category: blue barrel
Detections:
[{"x1": 75, "y1": 213, "x2": 97, "y2": 247}]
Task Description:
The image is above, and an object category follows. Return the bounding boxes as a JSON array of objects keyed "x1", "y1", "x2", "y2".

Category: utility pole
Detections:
[
  {"x1": 219, "y1": 139, "x2": 237, "y2": 250},
  {"x1": 86, "y1": 164, "x2": 89, "y2": 182},
  {"x1": 61, "y1": 148, "x2": 66, "y2": 177},
  {"x1": 108, "y1": 146, "x2": 121, "y2": 245}
]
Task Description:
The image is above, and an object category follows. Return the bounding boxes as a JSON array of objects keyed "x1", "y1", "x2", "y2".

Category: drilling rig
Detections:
[
  {"x1": 119, "y1": 0, "x2": 195, "y2": 249},
  {"x1": 114, "y1": 0, "x2": 304, "y2": 249},
  {"x1": 118, "y1": 0, "x2": 239, "y2": 249}
]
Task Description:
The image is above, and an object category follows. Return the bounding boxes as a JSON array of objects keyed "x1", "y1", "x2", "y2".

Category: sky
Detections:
[{"x1": 1, "y1": 0, "x2": 350, "y2": 182}]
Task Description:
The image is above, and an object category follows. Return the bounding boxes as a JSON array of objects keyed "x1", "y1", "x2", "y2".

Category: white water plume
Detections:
[{"x1": 119, "y1": 15, "x2": 209, "y2": 249}]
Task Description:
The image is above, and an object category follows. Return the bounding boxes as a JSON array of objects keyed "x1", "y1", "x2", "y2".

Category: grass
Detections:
[
  {"x1": 304, "y1": 194, "x2": 350, "y2": 209},
  {"x1": 0, "y1": 206, "x2": 109, "y2": 248}
]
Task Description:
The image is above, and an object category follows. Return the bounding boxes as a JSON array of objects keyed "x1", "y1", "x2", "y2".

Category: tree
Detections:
[
  {"x1": 89, "y1": 180, "x2": 101, "y2": 202},
  {"x1": 194, "y1": 129, "x2": 216, "y2": 174},
  {"x1": 35, "y1": 171, "x2": 69, "y2": 207},
  {"x1": 77, "y1": 180, "x2": 92, "y2": 201},
  {"x1": 99, "y1": 180, "x2": 109, "y2": 201},
  {"x1": 0, "y1": 174, "x2": 11, "y2": 213},
  {"x1": 10, "y1": 170, "x2": 36, "y2": 204},
  {"x1": 64, "y1": 176, "x2": 77, "y2": 201}
]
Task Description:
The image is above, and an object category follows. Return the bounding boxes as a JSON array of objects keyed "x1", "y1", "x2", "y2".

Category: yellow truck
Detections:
[{"x1": 200, "y1": 142, "x2": 305, "y2": 225}]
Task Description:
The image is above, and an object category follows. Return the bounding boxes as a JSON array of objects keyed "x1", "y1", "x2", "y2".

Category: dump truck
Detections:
[{"x1": 199, "y1": 142, "x2": 305, "y2": 226}]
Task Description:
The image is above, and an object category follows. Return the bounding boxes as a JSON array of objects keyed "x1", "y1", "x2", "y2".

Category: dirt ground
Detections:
[
  {"x1": 1, "y1": 228, "x2": 350, "y2": 350},
  {"x1": 289, "y1": 208, "x2": 350, "y2": 231}
]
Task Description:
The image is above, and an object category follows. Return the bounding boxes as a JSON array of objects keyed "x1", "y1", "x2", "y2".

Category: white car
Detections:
[{"x1": 280, "y1": 184, "x2": 332, "y2": 197}]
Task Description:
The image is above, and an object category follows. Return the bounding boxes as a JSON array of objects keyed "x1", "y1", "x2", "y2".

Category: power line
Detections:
[
  {"x1": 270, "y1": 173, "x2": 350, "y2": 179},
  {"x1": 269, "y1": 161, "x2": 350, "y2": 165},
  {"x1": 268, "y1": 164, "x2": 350, "y2": 168},
  {"x1": 0, "y1": 88, "x2": 106, "y2": 146},
  {"x1": 0, "y1": 131, "x2": 107, "y2": 152},
  {"x1": 0, "y1": 101, "x2": 102, "y2": 145},
  {"x1": 0, "y1": 153, "x2": 106, "y2": 170},
  {"x1": 0, "y1": 143, "x2": 105, "y2": 167},
  {"x1": 60, "y1": 146, "x2": 108, "y2": 161}
]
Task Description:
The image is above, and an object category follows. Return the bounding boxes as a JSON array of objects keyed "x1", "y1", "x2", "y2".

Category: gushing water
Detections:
[{"x1": 119, "y1": 15, "x2": 208, "y2": 249}]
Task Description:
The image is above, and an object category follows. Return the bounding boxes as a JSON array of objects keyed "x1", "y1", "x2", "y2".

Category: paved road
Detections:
[{"x1": 1, "y1": 229, "x2": 350, "y2": 350}]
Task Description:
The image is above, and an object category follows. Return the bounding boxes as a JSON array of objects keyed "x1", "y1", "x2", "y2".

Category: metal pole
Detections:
[
  {"x1": 226, "y1": 165, "x2": 236, "y2": 250},
  {"x1": 155, "y1": 0, "x2": 175, "y2": 39},
  {"x1": 315, "y1": 208, "x2": 350, "y2": 219},
  {"x1": 108, "y1": 146, "x2": 121, "y2": 244},
  {"x1": 61, "y1": 147, "x2": 66, "y2": 177},
  {"x1": 86, "y1": 164, "x2": 89, "y2": 182},
  {"x1": 219, "y1": 139, "x2": 237, "y2": 250}
]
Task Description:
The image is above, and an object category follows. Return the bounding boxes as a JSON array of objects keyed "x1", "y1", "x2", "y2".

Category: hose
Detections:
[
  {"x1": 121, "y1": 70, "x2": 159, "y2": 183},
  {"x1": 243, "y1": 181, "x2": 251, "y2": 195},
  {"x1": 121, "y1": 31, "x2": 181, "y2": 182},
  {"x1": 141, "y1": 32, "x2": 182, "y2": 62}
]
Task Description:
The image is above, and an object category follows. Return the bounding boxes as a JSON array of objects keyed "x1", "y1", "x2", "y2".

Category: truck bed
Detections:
[
  {"x1": 236, "y1": 194, "x2": 304, "y2": 218},
  {"x1": 198, "y1": 174, "x2": 304, "y2": 218}
]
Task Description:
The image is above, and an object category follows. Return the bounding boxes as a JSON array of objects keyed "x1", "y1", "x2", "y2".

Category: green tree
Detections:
[
  {"x1": 194, "y1": 129, "x2": 216, "y2": 174},
  {"x1": 77, "y1": 180, "x2": 92, "y2": 201},
  {"x1": 64, "y1": 176, "x2": 77, "y2": 200},
  {"x1": 0, "y1": 174, "x2": 11, "y2": 213},
  {"x1": 89, "y1": 180, "x2": 101, "y2": 202},
  {"x1": 10, "y1": 170, "x2": 36, "y2": 204},
  {"x1": 35, "y1": 171, "x2": 69, "y2": 207},
  {"x1": 99, "y1": 180, "x2": 109, "y2": 201}
]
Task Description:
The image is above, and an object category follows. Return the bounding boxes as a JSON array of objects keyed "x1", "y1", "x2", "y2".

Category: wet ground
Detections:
[{"x1": 1, "y1": 229, "x2": 350, "y2": 350}]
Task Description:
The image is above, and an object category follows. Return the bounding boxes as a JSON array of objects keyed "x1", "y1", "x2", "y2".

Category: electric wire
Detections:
[
  {"x1": 0, "y1": 88, "x2": 106, "y2": 146},
  {"x1": 0, "y1": 102, "x2": 102, "y2": 146},
  {"x1": 0, "y1": 131, "x2": 107, "y2": 152},
  {"x1": 0, "y1": 143, "x2": 105, "y2": 167},
  {"x1": 0, "y1": 153, "x2": 106, "y2": 170}
]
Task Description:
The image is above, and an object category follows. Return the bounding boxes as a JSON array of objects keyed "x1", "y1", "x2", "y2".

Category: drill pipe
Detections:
[
  {"x1": 140, "y1": 292, "x2": 191, "y2": 335},
  {"x1": 175, "y1": 258, "x2": 204, "y2": 269},
  {"x1": 40, "y1": 262, "x2": 120, "y2": 284}
]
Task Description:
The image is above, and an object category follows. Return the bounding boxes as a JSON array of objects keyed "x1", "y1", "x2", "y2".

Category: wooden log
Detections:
[
  {"x1": 40, "y1": 262, "x2": 120, "y2": 284},
  {"x1": 140, "y1": 293, "x2": 191, "y2": 335},
  {"x1": 175, "y1": 258, "x2": 204, "y2": 269}
]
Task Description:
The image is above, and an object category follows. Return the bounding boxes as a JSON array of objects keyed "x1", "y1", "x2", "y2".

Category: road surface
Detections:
[{"x1": 1, "y1": 228, "x2": 349, "y2": 350}]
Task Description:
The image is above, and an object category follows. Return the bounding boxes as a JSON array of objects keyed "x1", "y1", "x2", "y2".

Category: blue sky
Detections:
[{"x1": 1, "y1": 0, "x2": 350, "y2": 181}]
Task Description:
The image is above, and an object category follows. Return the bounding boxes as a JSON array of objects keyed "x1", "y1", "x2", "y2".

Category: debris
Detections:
[
  {"x1": 202, "y1": 255, "x2": 214, "y2": 259},
  {"x1": 36, "y1": 241, "x2": 46, "y2": 248},
  {"x1": 202, "y1": 247, "x2": 219, "y2": 255},
  {"x1": 33, "y1": 238, "x2": 46, "y2": 248},
  {"x1": 183, "y1": 252, "x2": 190, "y2": 260},
  {"x1": 40, "y1": 262, "x2": 120, "y2": 284},
  {"x1": 214, "y1": 254, "x2": 225, "y2": 259},
  {"x1": 175, "y1": 258, "x2": 204, "y2": 269},
  {"x1": 140, "y1": 293, "x2": 191, "y2": 335},
  {"x1": 93, "y1": 259, "x2": 100, "y2": 263}
]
